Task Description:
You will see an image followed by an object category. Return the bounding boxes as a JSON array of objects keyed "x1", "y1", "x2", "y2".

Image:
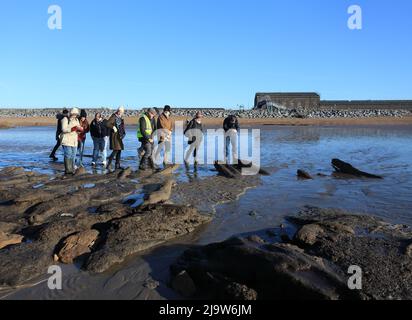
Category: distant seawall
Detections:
[
  {"x1": 254, "y1": 93, "x2": 412, "y2": 111},
  {"x1": 320, "y1": 100, "x2": 412, "y2": 110},
  {"x1": 0, "y1": 107, "x2": 411, "y2": 119}
]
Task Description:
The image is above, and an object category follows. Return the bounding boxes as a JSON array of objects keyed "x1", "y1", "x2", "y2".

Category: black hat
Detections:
[
  {"x1": 62, "y1": 109, "x2": 69, "y2": 115},
  {"x1": 164, "y1": 105, "x2": 171, "y2": 112},
  {"x1": 80, "y1": 109, "x2": 87, "y2": 118}
]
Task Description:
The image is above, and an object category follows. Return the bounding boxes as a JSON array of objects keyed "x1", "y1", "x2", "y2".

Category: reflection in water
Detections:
[{"x1": 0, "y1": 125, "x2": 411, "y2": 227}]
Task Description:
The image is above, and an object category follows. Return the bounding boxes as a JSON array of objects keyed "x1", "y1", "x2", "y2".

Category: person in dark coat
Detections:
[
  {"x1": 49, "y1": 109, "x2": 69, "y2": 161},
  {"x1": 223, "y1": 115, "x2": 239, "y2": 164},
  {"x1": 90, "y1": 112, "x2": 109, "y2": 167},
  {"x1": 105, "y1": 106, "x2": 126, "y2": 170},
  {"x1": 184, "y1": 111, "x2": 204, "y2": 165}
]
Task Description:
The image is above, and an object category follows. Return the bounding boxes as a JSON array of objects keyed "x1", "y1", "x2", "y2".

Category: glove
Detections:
[{"x1": 113, "y1": 127, "x2": 118, "y2": 133}]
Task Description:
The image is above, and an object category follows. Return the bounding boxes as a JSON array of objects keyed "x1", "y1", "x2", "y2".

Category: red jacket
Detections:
[{"x1": 78, "y1": 119, "x2": 90, "y2": 142}]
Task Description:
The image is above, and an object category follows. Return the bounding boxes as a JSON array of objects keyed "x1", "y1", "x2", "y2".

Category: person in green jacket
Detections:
[{"x1": 137, "y1": 108, "x2": 157, "y2": 171}]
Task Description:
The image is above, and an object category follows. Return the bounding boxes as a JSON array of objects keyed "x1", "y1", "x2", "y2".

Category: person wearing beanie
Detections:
[
  {"x1": 49, "y1": 108, "x2": 69, "y2": 161},
  {"x1": 223, "y1": 115, "x2": 240, "y2": 164},
  {"x1": 184, "y1": 111, "x2": 204, "y2": 166},
  {"x1": 76, "y1": 109, "x2": 90, "y2": 168},
  {"x1": 137, "y1": 108, "x2": 157, "y2": 171},
  {"x1": 90, "y1": 112, "x2": 110, "y2": 167},
  {"x1": 105, "y1": 106, "x2": 127, "y2": 170},
  {"x1": 61, "y1": 108, "x2": 83, "y2": 175},
  {"x1": 154, "y1": 105, "x2": 173, "y2": 166}
]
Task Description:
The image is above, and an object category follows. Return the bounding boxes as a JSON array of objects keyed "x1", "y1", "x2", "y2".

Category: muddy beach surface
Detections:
[{"x1": 0, "y1": 124, "x2": 412, "y2": 300}]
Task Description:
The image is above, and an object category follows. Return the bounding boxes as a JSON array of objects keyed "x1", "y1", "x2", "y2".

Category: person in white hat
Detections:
[
  {"x1": 60, "y1": 108, "x2": 84, "y2": 175},
  {"x1": 105, "y1": 106, "x2": 127, "y2": 170}
]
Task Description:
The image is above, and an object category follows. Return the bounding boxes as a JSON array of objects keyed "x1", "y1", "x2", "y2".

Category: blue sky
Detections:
[{"x1": 0, "y1": 0, "x2": 411, "y2": 108}]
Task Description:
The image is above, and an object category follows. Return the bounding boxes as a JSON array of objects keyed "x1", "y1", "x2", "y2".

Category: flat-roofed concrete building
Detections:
[{"x1": 254, "y1": 92, "x2": 321, "y2": 110}]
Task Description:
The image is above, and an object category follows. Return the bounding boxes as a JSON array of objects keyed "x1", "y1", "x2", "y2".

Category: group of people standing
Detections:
[
  {"x1": 49, "y1": 107, "x2": 90, "y2": 175},
  {"x1": 50, "y1": 106, "x2": 126, "y2": 175},
  {"x1": 136, "y1": 107, "x2": 209, "y2": 170},
  {"x1": 49, "y1": 105, "x2": 240, "y2": 175}
]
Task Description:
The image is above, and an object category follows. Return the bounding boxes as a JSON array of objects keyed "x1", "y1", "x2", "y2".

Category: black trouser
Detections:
[
  {"x1": 50, "y1": 138, "x2": 61, "y2": 157},
  {"x1": 108, "y1": 150, "x2": 122, "y2": 167}
]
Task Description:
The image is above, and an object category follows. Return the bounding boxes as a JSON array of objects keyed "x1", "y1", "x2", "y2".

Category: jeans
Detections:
[
  {"x1": 76, "y1": 140, "x2": 86, "y2": 166},
  {"x1": 92, "y1": 137, "x2": 108, "y2": 163},
  {"x1": 140, "y1": 141, "x2": 154, "y2": 168},
  {"x1": 225, "y1": 133, "x2": 238, "y2": 164},
  {"x1": 63, "y1": 146, "x2": 77, "y2": 162}
]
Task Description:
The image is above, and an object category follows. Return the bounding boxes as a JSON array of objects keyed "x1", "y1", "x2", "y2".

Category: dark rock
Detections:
[
  {"x1": 297, "y1": 170, "x2": 313, "y2": 180},
  {"x1": 56, "y1": 229, "x2": 99, "y2": 264},
  {"x1": 171, "y1": 270, "x2": 197, "y2": 298},
  {"x1": 288, "y1": 207, "x2": 412, "y2": 299},
  {"x1": 249, "y1": 210, "x2": 257, "y2": 217},
  {"x1": 294, "y1": 224, "x2": 324, "y2": 246},
  {"x1": 0, "y1": 242, "x2": 54, "y2": 286},
  {"x1": 224, "y1": 282, "x2": 258, "y2": 300},
  {"x1": 171, "y1": 236, "x2": 359, "y2": 300},
  {"x1": 85, "y1": 204, "x2": 211, "y2": 273},
  {"x1": 280, "y1": 234, "x2": 291, "y2": 242},
  {"x1": 214, "y1": 161, "x2": 270, "y2": 179},
  {"x1": 247, "y1": 235, "x2": 266, "y2": 244},
  {"x1": 0, "y1": 231, "x2": 24, "y2": 250},
  {"x1": 332, "y1": 159, "x2": 383, "y2": 179},
  {"x1": 266, "y1": 230, "x2": 277, "y2": 237},
  {"x1": 405, "y1": 243, "x2": 412, "y2": 257},
  {"x1": 143, "y1": 179, "x2": 174, "y2": 206},
  {"x1": 214, "y1": 162, "x2": 240, "y2": 179},
  {"x1": 172, "y1": 207, "x2": 412, "y2": 300},
  {"x1": 144, "y1": 278, "x2": 160, "y2": 290}
]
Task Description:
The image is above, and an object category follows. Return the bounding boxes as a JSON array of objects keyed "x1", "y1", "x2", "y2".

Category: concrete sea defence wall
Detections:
[{"x1": 0, "y1": 107, "x2": 411, "y2": 119}]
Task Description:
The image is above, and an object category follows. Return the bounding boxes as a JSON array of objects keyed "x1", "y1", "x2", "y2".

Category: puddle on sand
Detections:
[
  {"x1": 87, "y1": 207, "x2": 98, "y2": 214},
  {"x1": 83, "y1": 183, "x2": 96, "y2": 189},
  {"x1": 123, "y1": 191, "x2": 145, "y2": 208}
]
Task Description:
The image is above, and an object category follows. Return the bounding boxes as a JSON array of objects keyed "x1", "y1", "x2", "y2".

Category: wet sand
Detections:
[
  {"x1": 1, "y1": 124, "x2": 412, "y2": 300},
  {"x1": 1, "y1": 115, "x2": 412, "y2": 129}
]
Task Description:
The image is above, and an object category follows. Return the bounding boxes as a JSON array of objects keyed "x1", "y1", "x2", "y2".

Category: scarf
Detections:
[{"x1": 115, "y1": 115, "x2": 126, "y2": 140}]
